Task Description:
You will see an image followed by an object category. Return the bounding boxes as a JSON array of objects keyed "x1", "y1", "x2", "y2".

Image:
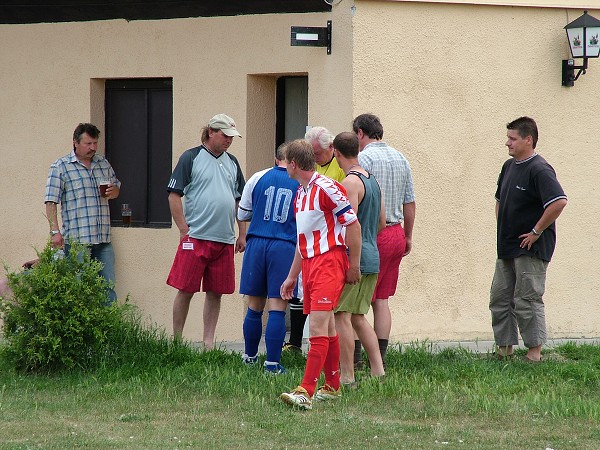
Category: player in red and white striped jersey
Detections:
[{"x1": 279, "y1": 139, "x2": 362, "y2": 410}]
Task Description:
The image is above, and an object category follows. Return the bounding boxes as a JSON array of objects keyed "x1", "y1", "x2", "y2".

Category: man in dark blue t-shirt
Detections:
[{"x1": 490, "y1": 116, "x2": 567, "y2": 362}]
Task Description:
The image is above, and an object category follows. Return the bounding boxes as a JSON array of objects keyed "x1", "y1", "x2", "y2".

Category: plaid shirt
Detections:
[
  {"x1": 358, "y1": 141, "x2": 415, "y2": 224},
  {"x1": 44, "y1": 151, "x2": 121, "y2": 244}
]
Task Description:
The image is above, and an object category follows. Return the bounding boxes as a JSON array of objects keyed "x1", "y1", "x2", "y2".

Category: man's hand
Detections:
[
  {"x1": 345, "y1": 265, "x2": 361, "y2": 285},
  {"x1": 519, "y1": 231, "x2": 540, "y2": 250},
  {"x1": 404, "y1": 237, "x2": 413, "y2": 256},
  {"x1": 235, "y1": 234, "x2": 246, "y2": 253},
  {"x1": 280, "y1": 277, "x2": 297, "y2": 300},
  {"x1": 179, "y1": 226, "x2": 189, "y2": 242},
  {"x1": 50, "y1": 232, "x2": 64, "y2": 249},
  {"x1": 104, "y1": 183, "x2": 120, "y2": 200}
]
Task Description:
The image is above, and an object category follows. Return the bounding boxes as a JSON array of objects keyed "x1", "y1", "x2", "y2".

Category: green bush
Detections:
[{"x1": 0, "y1": 242, "x2": 124, "y2": 373}]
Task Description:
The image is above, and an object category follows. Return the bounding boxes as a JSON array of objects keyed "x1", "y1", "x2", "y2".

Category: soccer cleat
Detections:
[
  {"x1": 314, "y1": 384, "x2": 342, "y2": 401},
  {"x1": 241, "y1": 353, "x2": 258, "y2": 366},
  {"x1": 280, "y1": 386, "x2": 312, "y2": 410},
  {"x1": 264, "y1": 362, "x2": 286, "y2": 375},
  {"x1": 282, "y1": 342, "x2": 303, "y2": 354}
]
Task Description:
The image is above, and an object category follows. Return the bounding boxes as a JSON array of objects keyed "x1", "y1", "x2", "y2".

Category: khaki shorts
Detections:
[{"x1": 335, "y1": 273, "x2": 378, "y2": 315}]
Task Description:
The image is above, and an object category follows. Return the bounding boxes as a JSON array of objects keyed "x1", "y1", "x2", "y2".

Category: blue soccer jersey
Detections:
[{"x1": 238, "y1": 166, "x2": 299, "y2": 245}]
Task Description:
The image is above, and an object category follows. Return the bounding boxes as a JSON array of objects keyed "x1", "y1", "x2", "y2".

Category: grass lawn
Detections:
[{"x1": 2, "y1": 342, "x2": 600, "y2": 449}]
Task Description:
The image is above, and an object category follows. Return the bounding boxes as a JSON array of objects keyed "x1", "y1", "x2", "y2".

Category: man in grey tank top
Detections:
[{"x1": 333, "y1": 131, "x2": 386, "y2": 387}]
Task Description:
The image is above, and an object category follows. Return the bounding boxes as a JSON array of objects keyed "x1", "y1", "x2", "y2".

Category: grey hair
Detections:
[{"x1": 304, "y1": 126, "x2": 333, "y2": 150}]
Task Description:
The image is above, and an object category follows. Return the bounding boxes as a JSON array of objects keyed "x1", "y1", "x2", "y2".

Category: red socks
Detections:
[
  {"x1": 324, "y1": 334, "x2": 341, "y2": 391},
  {"x1": 301, "y1": 335, "x2": 341, "y2": 396},
  {"x1": 301, "y1": 335, "x2": 328, "y2": 396}
]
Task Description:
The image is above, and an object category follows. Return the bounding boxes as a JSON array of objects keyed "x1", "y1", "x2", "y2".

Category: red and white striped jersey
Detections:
[{"x1": 294, "y1": 172, "x2": 357, "y2": 259}]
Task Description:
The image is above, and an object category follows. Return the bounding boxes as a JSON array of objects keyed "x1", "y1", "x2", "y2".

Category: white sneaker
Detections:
[
  {"x1": 241, "y1": 353, "x2": 258, "y2": 366},
  {"x1": 280, "y1": 386, "x2": 312, "y2": 410}
]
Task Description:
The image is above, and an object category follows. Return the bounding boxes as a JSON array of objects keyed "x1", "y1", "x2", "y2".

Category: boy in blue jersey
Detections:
[{"x1": 238, "y1": 143, "x2": 299, "y2": 373}]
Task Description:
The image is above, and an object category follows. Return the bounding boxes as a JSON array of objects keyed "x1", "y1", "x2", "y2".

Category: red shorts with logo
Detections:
[
  {"x1": 302, "y1": 246, "x2": 348, "y2": 314},
  {"x1": 374, "y1": 223, "x2": 406, "y2": 301},
  {"x1": 167, "y1": 237, "x2": 235, "y2": 294}
]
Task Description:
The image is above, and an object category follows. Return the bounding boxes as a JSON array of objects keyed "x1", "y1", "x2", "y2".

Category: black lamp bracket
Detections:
[{"x1": 562, "y1": 58, "x2": 589, "y2": 87}]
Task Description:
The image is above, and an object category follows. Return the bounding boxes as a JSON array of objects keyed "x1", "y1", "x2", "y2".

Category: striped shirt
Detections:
[
  {"x1": 44, "y1": 151, "x2": 120, "y2": 244},
  {"x1": 295, "y1": 173, "x2": 357, "y2": 259},
  {"x1": 358, "y1": 141, "x2": 415, "y2": 224}
]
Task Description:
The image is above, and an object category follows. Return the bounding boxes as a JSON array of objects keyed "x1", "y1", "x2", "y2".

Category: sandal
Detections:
[{"x1": 522, "y1": 355, "x2": 542, "y2": 363}]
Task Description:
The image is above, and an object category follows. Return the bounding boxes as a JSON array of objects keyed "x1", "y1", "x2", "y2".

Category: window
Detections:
[{"x1": 105, "y1": 78, "x2": 173, "y2": 227}]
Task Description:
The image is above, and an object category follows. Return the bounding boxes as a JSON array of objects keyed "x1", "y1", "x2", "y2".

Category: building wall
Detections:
[
  {"x1": 347, "y1": 0, "x2": 600, "y2": 341},
  {"x1": 0, "y1": 12, "x2": 351, "y2": 342},
  {"x1": 1, "y1": 1, "x2": 598, "y2": 345}
]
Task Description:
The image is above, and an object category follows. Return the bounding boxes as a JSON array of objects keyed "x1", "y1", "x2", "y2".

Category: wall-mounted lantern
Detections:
[{"x1": 562, "y1": 10, "x2": 600, "y2": 87}]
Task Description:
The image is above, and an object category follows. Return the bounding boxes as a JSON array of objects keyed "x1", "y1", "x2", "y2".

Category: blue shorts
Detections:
[{"x1": 240, "y1": 237, "x2": 297, "y2": 299}]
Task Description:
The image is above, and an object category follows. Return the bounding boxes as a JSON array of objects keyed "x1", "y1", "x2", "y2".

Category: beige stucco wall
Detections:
[
  {"x1": 346, "y1": 0, "x2": 600, "y2": 341},
  {"x1": 0, "y1": 11, "x2": 351, "y2": 342},
  {"x1": 1, "y1": 1, "x2": 598, "y2": 345}
]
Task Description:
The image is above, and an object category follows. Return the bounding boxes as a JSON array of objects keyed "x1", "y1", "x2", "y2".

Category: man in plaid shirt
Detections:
[
  {"x1": 353, "y1": 113, "x2": 416, "y2": 364},
  {"x1": 45, "y1": 123, "x2": 121, "y2": 304}
]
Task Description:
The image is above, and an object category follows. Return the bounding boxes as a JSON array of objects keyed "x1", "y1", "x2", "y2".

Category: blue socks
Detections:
[
  {"x1": 243, "y1": 308, "x2": 263, "y2": 358},
  {"x1": 243, "y1": 308, "x2": 286, "y2": 364},
  {"x1": 265, "y1": 310, "x2": 286, "y2": 365}
]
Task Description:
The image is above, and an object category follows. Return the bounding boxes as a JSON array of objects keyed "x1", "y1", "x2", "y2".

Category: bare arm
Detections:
[
  {"x1": 280, "y1": 248, "x2": 302, "y2": 300},
  {"x1": 235, "y1": 200, "x2": 247, "y2": 253},
  {"x1": 22, "y1": 258, "x2": 39, "y2": 269},
  {"x1": 45, "y1": 201, "x2": 64, "y2": 248},
  {"x1": 534, "y1": 199, "x2": 568, "y2": 231},
  {"x1": 402, "y1": 201, "x2": 415, "y2": 256},
  {"x1": 168, "y1": 192, "x2": 189, "y2": 241},
  {"x1": 378, "y1": 195, "x2": 386, "y2": 233},
  {"x1": 342, "y1": 175, "x2": 361, "y2": 214},
  {"x1": 341, "y1": 175, "x2": 363, "y2": 283},
  {"x1": 345, "y1": 220, "x2": 362, "y2": 284},
  {"x1": 519, "y1": 198, "x2": 568, "y2": 250}
]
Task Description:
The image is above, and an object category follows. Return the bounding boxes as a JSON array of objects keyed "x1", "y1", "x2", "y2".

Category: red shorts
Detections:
[
  {"x1": 302, "y1": 246, "x2": 348, "y2": 314},
  {"x1": 374, "y1": 223, "x2": 406, "y2": 301},
  {"x1": 167, "y1": 237, "x2": 235, "y2": 294}
]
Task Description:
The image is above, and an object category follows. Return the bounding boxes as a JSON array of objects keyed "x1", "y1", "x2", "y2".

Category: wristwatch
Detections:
[
  {"x1": 50, "y1": 230, "x2": 61, "y2": 236},
  {"x1": 531, "y1": 228, "x2": 541, "y2": 236}
]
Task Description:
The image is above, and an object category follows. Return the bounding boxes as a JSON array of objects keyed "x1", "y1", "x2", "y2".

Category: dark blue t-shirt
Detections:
[{"x1": 495, "y1": 153, "x2": 567, "y2": 262}]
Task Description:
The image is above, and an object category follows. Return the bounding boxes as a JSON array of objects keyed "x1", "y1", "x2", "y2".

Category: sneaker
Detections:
[
  {"x1": 314, "y1": 384, "x2": 342, "y2": 401},
  {"x1": 242, "y1": 353, "x2": 258, "y2": 366},
  {"x1": 282, "y1": 342, "x2": 303, "y2": 354},
  {"x1": 280, "y1": 386, "x2": 312, "y2": 410},
  {"x1": 264, "y1": 362, "x2": 286, "y2": 375}
]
